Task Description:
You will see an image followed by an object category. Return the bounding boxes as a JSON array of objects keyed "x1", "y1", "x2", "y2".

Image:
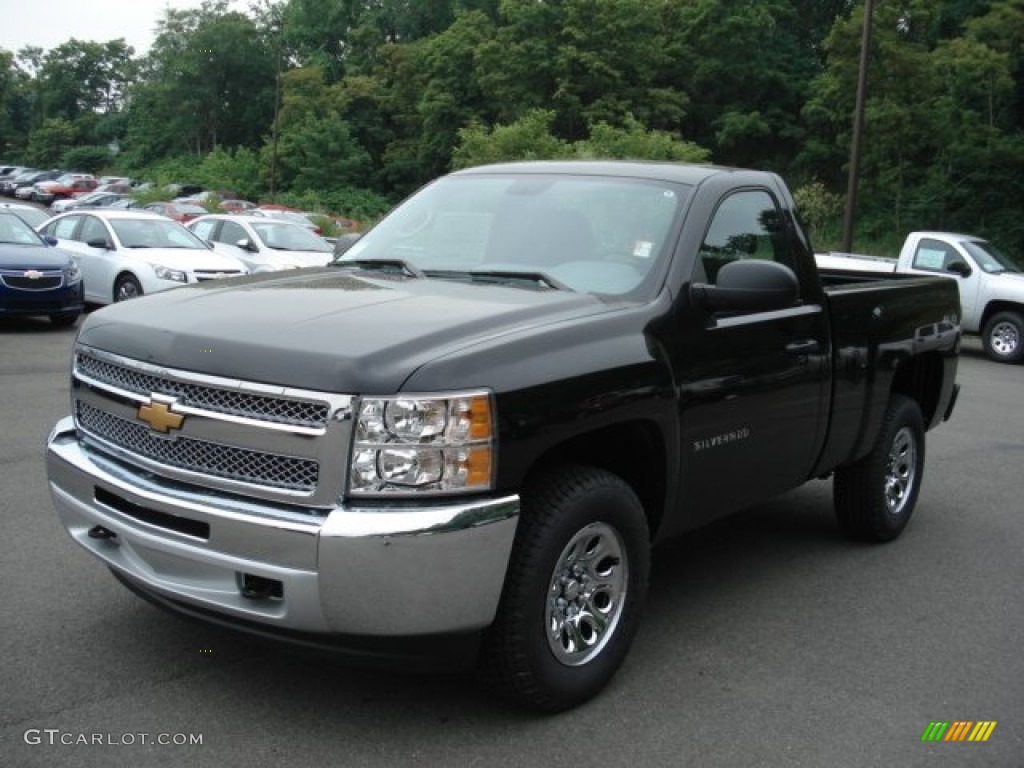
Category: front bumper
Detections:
[{"x1": 46, "y1": 416, "x2": 519, "y2": 638}]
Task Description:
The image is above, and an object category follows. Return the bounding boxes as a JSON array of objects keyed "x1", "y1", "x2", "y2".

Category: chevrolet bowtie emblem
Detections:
[
  {"x1": 24, "y1": 269, "x2": 43, "y2": 279},
  {"x1": 137, "y1": 396, "x2": 185, "y2": 433}
]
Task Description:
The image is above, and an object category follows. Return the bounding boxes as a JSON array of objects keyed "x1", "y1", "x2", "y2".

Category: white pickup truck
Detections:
[{"x1": 817, "y1": 231, "x2": 1024, "y2": 364}]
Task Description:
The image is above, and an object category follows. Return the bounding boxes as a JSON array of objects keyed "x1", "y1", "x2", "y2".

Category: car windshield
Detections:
[
  {"x1": 961, "y1": 239, "x2": 1023, "y2": 274},
  {"x1": 0, "y1": 211, "x2": 45, "y2": 245},
  {"x1": 335, "y1": 173, "x2": 688, "y2": 296},
  {"x1": 250, "y1": 221, "x2": 331, "y2": 252},
  {"x1": 110, "y1": 218, "x2": 209, "y2": 249},
  {"x1": 7, "y1": 207, "x2": 48, "y2": 228}
]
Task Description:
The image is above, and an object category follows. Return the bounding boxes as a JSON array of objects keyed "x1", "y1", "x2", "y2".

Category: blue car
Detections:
[{"x1": 0, "y1": 211, "x2": 84, "y2": 326}]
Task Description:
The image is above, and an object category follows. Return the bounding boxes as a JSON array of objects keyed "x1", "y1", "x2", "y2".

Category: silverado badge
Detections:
[{"x1": 137, "y1": 396, "x2": 185, "y2": 434}]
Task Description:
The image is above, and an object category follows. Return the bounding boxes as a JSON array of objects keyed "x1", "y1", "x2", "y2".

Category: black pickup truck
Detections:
[{"x1": 46, "y1": 161, "x2": 960, "y2": 711}]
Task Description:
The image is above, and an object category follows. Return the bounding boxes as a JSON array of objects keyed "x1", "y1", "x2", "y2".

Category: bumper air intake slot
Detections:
[
  {"x1": 94, "y1": 486, "x2": 210, "y2": 540},
  {"x1": 240, "y1": 573, "x2": 284, "y2": 600}
]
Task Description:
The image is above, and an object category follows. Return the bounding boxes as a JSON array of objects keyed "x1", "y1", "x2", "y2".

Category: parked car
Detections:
[
  {"x1": 38, "y1": 210, "x2": 249, "y2": 304},
  {"x1": 188, "y1": 213, "x2": 334, "y2": 271},
  {"x1": 0, "y1": 210, "x2": 83, "y2": 326},
  {"x1": 251, "y1": 207, "x2": 322, "y2": 234},
  {"x1": 33, "y1": 174, "x2": 97, "y2": 204},
  {"x1": 217, "y1": 199, "x2": 256, "y2": 214},
  {"x1": 45, "y1": 160, "x2": 961, "y2": 712},
  {"x1": 0, "y1": 202, "x2": 50, "y2": 229},
  {"x1": 143, "y1": 201, "x2": 209, "y2": 223},
  {"x1": 52, "y1": 192, "x2": 132, "y2": 214},
  {"x1": 0, "y1": 169, "x2": 38, "y2": 194},
  {"x1": 818, "y1": 231, "x2": 1024, "y2": 363},
  {"x1": 12, "y1": 171, "x2": 61, "y2": 199}
]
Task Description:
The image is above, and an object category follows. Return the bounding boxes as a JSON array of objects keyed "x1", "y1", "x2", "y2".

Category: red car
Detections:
[
  {"x1": 33, "y1": 176, "x2": 97, "y2": 204},
  {"x1": 143, "y1": 201, "x2": 209, "y2": 223}
]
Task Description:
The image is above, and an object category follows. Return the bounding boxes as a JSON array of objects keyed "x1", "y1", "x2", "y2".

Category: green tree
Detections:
[
  {"x1": 25, "y1": 117, "x2": 76, "y2": 167},
  {"x1": 273, "y1": 111, "x2": 372, "y2": 192}
]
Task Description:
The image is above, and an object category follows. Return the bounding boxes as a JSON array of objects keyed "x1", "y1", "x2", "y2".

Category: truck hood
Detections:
[{"x1": 76, "y1": 268, "x2": 622, "y2": 393}]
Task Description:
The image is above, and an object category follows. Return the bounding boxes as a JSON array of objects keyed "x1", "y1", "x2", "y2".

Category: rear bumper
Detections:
[{"x1": 47, "y1": 416, "x2": 519, "y2": 639}]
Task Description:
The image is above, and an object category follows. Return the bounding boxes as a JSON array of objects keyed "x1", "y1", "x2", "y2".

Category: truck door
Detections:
[
  {"x1": 905, "y1": 236, "x2": 981, "y2": 329},
  {"x1": 673, "y1": 188, "x2": 829, "y2": 525}
]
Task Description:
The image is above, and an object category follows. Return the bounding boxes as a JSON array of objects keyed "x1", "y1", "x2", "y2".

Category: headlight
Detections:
[
  {"x1": 65, "y1": 263, "x2": 82, "y2": 284},
  {"x1": 349, "y1": 392, "x2": 495, "y2": 496},
  {"x1": 153, "y1": 264, "x2": 187, "y2": 283}
]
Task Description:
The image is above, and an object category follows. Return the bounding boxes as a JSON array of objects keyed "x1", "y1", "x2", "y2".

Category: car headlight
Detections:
[
  {"x1": 349, "y1": 392, "x2": 495, "y2": 496},
  {"x1": 65, "y1": 263, "x2": 82, "y2": 284},
  {"x1": 152, "y1": 264, "x2": 187, "y2": 283}
]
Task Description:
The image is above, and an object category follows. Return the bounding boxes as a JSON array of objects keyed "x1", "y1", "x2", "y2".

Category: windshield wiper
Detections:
[
  {"x1": 332, "y1": 258, "x2": 425, "y2": 278},
  {"x1": 432, "y1": 270, "x2": 573, "y2": 294}
]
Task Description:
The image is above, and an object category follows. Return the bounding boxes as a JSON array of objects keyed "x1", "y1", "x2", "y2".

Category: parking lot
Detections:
[{"x1": 1, "y1": 317, "x2": 1020, "y2": 768}]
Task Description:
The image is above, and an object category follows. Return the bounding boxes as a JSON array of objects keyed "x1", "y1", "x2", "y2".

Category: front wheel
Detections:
[
  {"x1": 114, "y1": 275, "x2": 143, "y2": 302},
  {"x1": 982, "y1": 311, "x2": 1024, "y2": 364},
  {"x1": 480, "y1": 465, "x2": 650, "y2": 712},
  {"x1": 834, "y1": 394, "x2": 925, "y2": 542}
]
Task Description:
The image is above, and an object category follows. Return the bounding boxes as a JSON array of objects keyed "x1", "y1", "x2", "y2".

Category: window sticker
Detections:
[{"x1": 633, "y1": 240, "x2": 654, "y2": 259}]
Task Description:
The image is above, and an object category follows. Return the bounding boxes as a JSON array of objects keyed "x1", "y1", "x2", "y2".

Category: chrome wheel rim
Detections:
[
  {"x1": 885, "y1": 426, "x2": 917, "y2": 516},
  {"x1": 990, "y1": 321, "x2": 1019, "y2": 357},
  {"x1": 546, "y1": 522, "x2": 627, "y2": 666},
  {"x1": 115, "y1": 281, "x2": 139, "y2": 301}
]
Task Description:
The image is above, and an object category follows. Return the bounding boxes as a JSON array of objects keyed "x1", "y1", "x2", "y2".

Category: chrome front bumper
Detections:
[{"x1": 46, "y1": 416, "x2": 519, "y2": 637}]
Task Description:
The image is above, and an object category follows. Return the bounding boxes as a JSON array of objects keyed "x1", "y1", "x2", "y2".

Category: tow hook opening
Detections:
[
  {"x1": 239, "y1": 573, "x2": 284, "y2": 600},
  {"x1": 88, "y1": 525, "x2": 117, "y2": 541}
]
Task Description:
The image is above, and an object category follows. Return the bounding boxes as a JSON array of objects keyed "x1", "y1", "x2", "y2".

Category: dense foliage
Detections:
[{"x1": 1, "y1": 0, "x2": 1021, "y2": 250}]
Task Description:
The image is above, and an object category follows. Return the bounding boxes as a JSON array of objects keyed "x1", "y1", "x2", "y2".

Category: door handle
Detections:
[{"x1": 785, "y1": 339, "x2": 820, "y2": 355}]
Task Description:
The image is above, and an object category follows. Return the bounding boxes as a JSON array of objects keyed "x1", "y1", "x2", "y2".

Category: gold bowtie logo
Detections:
[{"x1": 137, "y1": 396, "x2": 185, "y2": 433}]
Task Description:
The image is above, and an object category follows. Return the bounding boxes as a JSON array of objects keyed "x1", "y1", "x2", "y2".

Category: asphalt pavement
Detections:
[{"x1": 1, "y1": 318, "x2": 1021, "y2": 767}]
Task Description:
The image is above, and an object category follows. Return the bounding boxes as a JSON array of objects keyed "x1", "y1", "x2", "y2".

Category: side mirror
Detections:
[
  {"x1": 236, "y1": 237, "x2": 258, "y2": 252},
  {"x1": 43, "y1": 235, "x2": 58, "y2": 246},
  {"x1": 86, "y1": 237, "x2": 113, "y2": 250},
  {"x1": 946, "y1": 260, "x2": 972, "y2": 277},
  {"x1": 691, "y1": 259, "x2": 799, "y2": 313}
]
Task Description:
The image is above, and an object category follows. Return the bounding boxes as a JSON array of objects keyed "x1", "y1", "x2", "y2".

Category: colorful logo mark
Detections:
[{"x1": 921, "y1": 721, "x2": 997, "y2": 742}]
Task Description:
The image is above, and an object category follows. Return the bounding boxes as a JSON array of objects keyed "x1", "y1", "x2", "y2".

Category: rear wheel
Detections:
[
  {"x1": 114, "y1": 275, "x2": 143, "y2": 302},
  {"x1": 834, "y1": 394, "x2": 925, "y2": 542},
  {"x1": 982, "y1": 311, "x2": 1024, "y2": 364},
  {"x1": 480, "y1": 465, "x2": 650, "y2": 712}
]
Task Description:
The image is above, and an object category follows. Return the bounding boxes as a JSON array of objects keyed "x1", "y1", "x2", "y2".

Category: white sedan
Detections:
[
  {"x1": 187, "y1": 214, "x2": 333, "y2": 273},
  {"x1": 38, "y1": 210, "x2": 249, "y2": 304}
]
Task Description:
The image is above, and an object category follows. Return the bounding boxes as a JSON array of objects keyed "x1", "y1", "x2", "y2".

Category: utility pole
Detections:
[
  {"x1": 269, "y1": 18, "x2": 283, "y2": 203},
  {"x1": 842, "y1": 0, "x2": 874, "y2": 253}
]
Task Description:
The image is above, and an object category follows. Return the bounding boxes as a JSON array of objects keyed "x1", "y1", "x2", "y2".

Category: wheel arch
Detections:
[
  {"x1": 889, "y1": 350, "x2": 946, "y2": 427},
  {"x1": 112, "y1": 270, "x2": 142, "y2": 302},
  {"x1": 979, "y1": 300, "x2": 1024, "y2": 331},
  {"x1": 520, "y1": 420, "x2": 668, "y2": 540}
]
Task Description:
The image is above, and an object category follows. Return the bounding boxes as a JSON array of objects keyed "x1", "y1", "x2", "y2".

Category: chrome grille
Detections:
[
  {"x1": 77, "y1": 401, "x2": 319, "y2": 492},
  {"x1": 75, "y1": 352, "x2": 329, "y2": 428},
  {"x1": 1, "y1": 270, "x2": 63, "y2": 290}
]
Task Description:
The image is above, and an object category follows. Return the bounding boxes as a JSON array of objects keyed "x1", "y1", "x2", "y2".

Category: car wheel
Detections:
[
  {"x1": 114, "y1": 275, "x2": 143, "y2": 302},
  {"x1": 982, "y1": 311, "x2": 1024, "y2": 364},
  {"x1": 49, "y1": 314, "x2": 78, "y2": 328},
  {"x1": 479, "y1": 464, "x2": 650, "y2": 712},
  {"x1": 834, "y1": 394, "x2": 925, "y2": 542}
]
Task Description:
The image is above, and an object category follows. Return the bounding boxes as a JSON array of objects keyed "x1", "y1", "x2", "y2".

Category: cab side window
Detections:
[
  {"x1": 698, "y1": 190, "x2": 793, "y2": 285},
  {"x1": 191, "y1": 219, "x2": 217, "y2": 240},
  {"x1": 912, "y1": 238, "x2": 959, "y2": 272}
]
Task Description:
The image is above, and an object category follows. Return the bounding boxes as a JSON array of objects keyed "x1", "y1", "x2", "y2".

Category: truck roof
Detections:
[{"x1": 454, "y1": 160, "x2": 762, "y2": 186}]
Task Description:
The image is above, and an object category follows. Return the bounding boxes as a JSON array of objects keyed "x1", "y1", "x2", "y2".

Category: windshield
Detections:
[
  {"x1": 336, "y1": 173, "x2": 688, "y2": 296},
  {"x1": 250, "y1": 221, "x2": 332, "y2": 252},
  {"x1": 961, "y1": 239, "x2": 1023, "y2": 274},
  {"x1": 0, "y1": 211, "x2": 45, "y2": 245},
  {"x1": 110, "y1": 218, "x2": 210, "y2": 249}
]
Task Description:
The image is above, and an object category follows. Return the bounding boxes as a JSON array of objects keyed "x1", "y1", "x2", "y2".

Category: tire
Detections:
[
  {"x1": 834, "y1": 394, "x2": 925, "y2": 542},
  {"x1": 480, "y1": 465, "x2": 650, "y2": 712},
  {"x1": 114, "y1": 275, "x2": 143, "y2": 302},
  {"x1": 982, "y1": 311, "x2": 1024, "y2": 364},
  {"x1": 49, "y1": 314, "x2": 78, "y2": 328}
]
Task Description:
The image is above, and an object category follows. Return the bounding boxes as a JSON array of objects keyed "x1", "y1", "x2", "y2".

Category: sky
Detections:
[{"x1": 0, "y1": 0, "x2": 248, "y2": 57}]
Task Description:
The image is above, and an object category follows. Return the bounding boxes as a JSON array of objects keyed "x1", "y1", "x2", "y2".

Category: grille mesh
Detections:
[
  {"x1": 75, "y1": 353, "x2": 329, "y2": 428},
  {"x1": 76, "y1": 401, "x2": 319, "y2": 492},
  {"x1": 1, "y1": 272, "x2": 63, "y2": 290}
]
